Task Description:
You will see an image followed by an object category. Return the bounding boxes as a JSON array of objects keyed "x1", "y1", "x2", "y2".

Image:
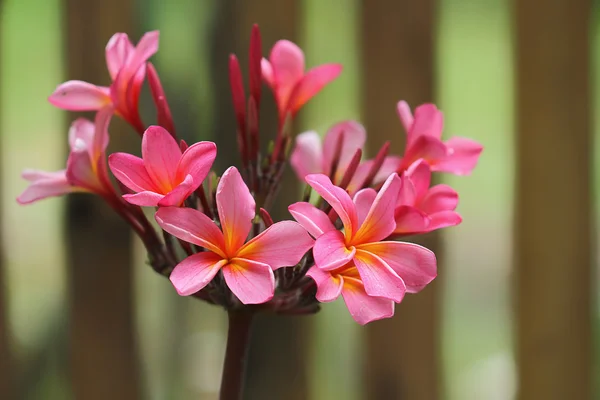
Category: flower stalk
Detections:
[{"x1": 219, "y1": 311, "x2": 254, "y2": 400}]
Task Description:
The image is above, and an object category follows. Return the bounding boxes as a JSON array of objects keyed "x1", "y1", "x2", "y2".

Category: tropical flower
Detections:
[
  {"x1": 394, "y1": 159, "x2": 462, "y2": 235},
  {"x1": 17, "y1": 107, "x2": 114, "y2": 204},
  {"x1": 397, "y1": 100, "x2": 483, "y2": 175},
  {"x1": 156, "y1": 167, "x2": 314, "y2": 304},
  {"x1": 289, "y1": 173, "x2": 437, "y2": 324},
  {"x1": 108, "y1": 125, "x2": 216, "y2": 207},
  {"x1": 48, "y1": 31, "x2": 159, "y2": 133},
  {"x1": 290, "y1": 121, "x2": 400, "y2": 193},
  {"x1": 262, "y1": 40, "x2": 342, "y2": 122}
]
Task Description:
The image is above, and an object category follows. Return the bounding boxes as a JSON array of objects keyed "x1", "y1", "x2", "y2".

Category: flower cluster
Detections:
[{"x1": 18, "y1": 26, "x2": 482, "y2": 325}]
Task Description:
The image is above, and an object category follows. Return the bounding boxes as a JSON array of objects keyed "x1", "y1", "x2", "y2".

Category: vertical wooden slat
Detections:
[
  {"x1": 0, "y1": 1, "x2": 16, "y2": 398},
  {"x1": 210, "y1": 2, "x2": 307, "y2": 399},
  {"x1": 64, "y1": 1, "x2": 141, "y2": 399},
  {"x1": 361, "y1": 1, "x2": 440, "y2": 399},
  {"x1": 514, "y1": 1, "x2": 593, "y2": 399}
]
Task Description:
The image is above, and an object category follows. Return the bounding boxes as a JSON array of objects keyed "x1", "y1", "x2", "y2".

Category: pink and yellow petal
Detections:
[
  {"x1": 155, "y1": 207, "x2": 226, "y2": 256},
  {"x1": 305, "y1": 173, "x2": 357, "y2": 236},
  {"x1": 216, "y1": 167, "x2": 255, "y2": 255},
  {"x1": 357, "y1": 241, "x2": 436, "y2": 294},
  {"x1": 341, "y1": 277, "x2": 395, "y2": 325},
  {"x1": 353, "y1": 249, "x2": 406, "y2": 303},
  {"x1": 288, "y1": 202, "x2": 336, "y2": 238},
  {"x1": 170, "y1": 252, "x2": 226, "y2": 296},
  {"x1": 141, "y1": 126, "x2": 182, "y2": 191},
  {"x1": 352, "y1": 173, "x2": 400, "y2": 244},
  {"x1": 313, "y1": 230, "x2": 355, "y2": 271},
  {"x1": 306, "y1": 266, "x2": 343, "y2": 303},
  {"x1": 223, "y1": 258, "x2": 275, "y2": 304},
  {"x1": 236, "y1": 221, "x2": 314, "y2": 269},
  {"x1": 108, "y1": 153, "x2": 158, "y2": 193}
]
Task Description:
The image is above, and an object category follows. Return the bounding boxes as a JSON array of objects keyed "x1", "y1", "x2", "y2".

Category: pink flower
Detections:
[
  {"x1": 48, "y1": 31, "x2": 159, "y2": 133},
  {"x1": 17, "y1": 107, "x2": 114, "y2": 204},
  {"x1": 262, "y1": 40, "x2": 342, "y2": 122},
  {"x1": 288, "y1": 173, "x2": 437, "y2": 324},
  {"x1": 397, "y1": 101, "x2": 483, "y2": 175},
  {"x1": 155, "y1": 167, "x2": 314, "y2": 304},
  {"x1": 108, "y1": 126, "x2": 216, "y2": 207},
  {"x1": 394, "y1": 160, "x2": 462, "y2": 235},
  {"x1": 290, "y1": 121, "x2": 400, "y2": 193}
]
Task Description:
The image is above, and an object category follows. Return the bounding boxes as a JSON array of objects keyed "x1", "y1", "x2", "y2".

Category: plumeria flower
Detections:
[
  {"x1": 262, "y1": 40, "x2": 342, "y2": 122},
  {"x1": 394, "y1": 159, "x2": 462, "y2": 235},
  {"x1": 108, "y1": 126, "x2": 216, "y2": 207},
  {"x1": 290, "y1": 121, "x2": 400, "y2": 193},
  {"x1": 289, "y1": 173, "x2": 437, "y2": 324},
  {"x1": 155, "y1": 167, "x2": 314, "y2": 304},
  {"x1": 17, "y1": 107, "x2": 114, "y2": 204},
  {"x1": 397, "y1": 100, "x2": 483, "y2": 175},
  {"x1": 48, "y1": 31, "x2": 159, "y2": 133}
]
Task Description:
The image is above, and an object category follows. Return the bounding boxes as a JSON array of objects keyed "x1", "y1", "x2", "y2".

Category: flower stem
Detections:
[{"x1": 220, "y1": 310, "x2": 254, "y2": 400}]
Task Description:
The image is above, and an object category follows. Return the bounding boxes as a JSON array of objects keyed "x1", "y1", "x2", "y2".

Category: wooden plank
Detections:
[
  {"x1": 514, "y1": 0, "x2": 593, "y2": 399},
  {"x1": 209, "y1": 2, "x2": 308, "y2": 399},
  {"x1": 64, "y1": 1, "x2": 141, "y2": 399},
  {"x1": 361, "y1": 1, "x2": 441, "y2": 399}
]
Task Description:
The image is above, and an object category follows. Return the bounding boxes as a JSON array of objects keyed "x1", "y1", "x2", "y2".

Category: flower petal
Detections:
[
  {"x1": 428, "y1": 210, "x2": 462, "y2": 231},
  {"x1": 223, "y1": 258, "x2": 275, "y2": 304},
  {"x1": 91, "y1": 106, "x2": 113, "y2": 162},
  {"x1": 155, "y1": 207, "x2": 226, "y2": 256},
  {"x1": 305, "y1": 173, "x2": 357, "y2": 237},
  {"x1": 236, "y1": 221, "x2": 314, "y2": 269},
  {"x1": 341, "y1": 277, "x2": 395, "y2": 325},
  {"x1": 261, "y1": 58, "x2": 275, "y2": 87},
  {"x1": 353, "y1": 188, "x2": 377, "y2": 227},
  {"x1": 288, "y1": 202, "x2": 336, "y2": 238},
  {"x1": 68, "y1": 118, "x2": 95, "y2": 153},
  {"x1": 372, "y1": 156, "x2": 403, "y2": 185},
  {"x1": 122, "y1": 191, "x2": 164, "y2": 207},
  {"x1": 176, "y1": 141, "x2": 217, "y2": 184},
  {"x1": 401, "y1": 135, "x2": 448, "y2": 172},
  {"x1": 217, "y1": 167, "x2": 255, "y2": 255},
  {"x1": 405, "y1": 159, "x2": 431, "y2": 199},
  {"x1": 48, "y1": 81, "x2": 111, "y2": 111},
  {"x1": 409, "y1": 103, "x2": 444, "y2": 143},
  {"x1": 108, "y1": 153, "x2": 157, "y2": 192},
  {"x1": 393, "y1": 206, "x2": 431, "y2": 235},
  {"x1": 322, "y1": 121, "x2": 366, "y2": 175},
  {"x1": 105, "y1": 33, "x2": 134, "y2": 80},
  {"x1": 396, "y1": 100, "x2": 414, "y2": 135},
  {"x1": 353, "y1": 249, "x2": 406, "y2": 302},
  {"x1": 269, "y1": 40, "x2": 305, "y2": 107},
  {"x1": 66, "y1": 148, "x2": 103, "y2": 192},
  {"x1": 313, "y1": 230, "x2": 355, "y2": 271},
  {"x1": 419, "y1": 184, "x2": 459, "y2": 214},
  {"x1": 170, "y1": 252, "x2": 226, "y2": 296},
  {"x1": 290, "y1": 130, "x2": 323, "y2": 179},
  {"x1": 142, "y1": 126, "x2": 182, "y2": 191},
  {"x1": 353, "y1": 173, "x2": 400, "y2": 244},
  {"x1": 17, "y1": 169, "x2": 74, "y2": 204},
  {"x1": 434, "y1": 137, "x2": 483, "y2": 175},
  {"x1": 306, "y1": 266, "x2": 343, "y2": 302},
  {"x1": 117, "y1": 31, "x2": 159, "y2": 87},
  {"x1": 157, "y1": 174, "x2": 195, "y2": 207},
  {"x1": 288, "y1": 64, "x2": 342, "y2": 114},
  {"x1": 357, "y1": 241, "x2": 437, "y2": 293}
]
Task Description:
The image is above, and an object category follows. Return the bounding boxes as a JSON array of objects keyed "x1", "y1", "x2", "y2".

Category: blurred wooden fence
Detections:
[{"x1": 0, "y1": 0, "x2": 596, "y2": 399}]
